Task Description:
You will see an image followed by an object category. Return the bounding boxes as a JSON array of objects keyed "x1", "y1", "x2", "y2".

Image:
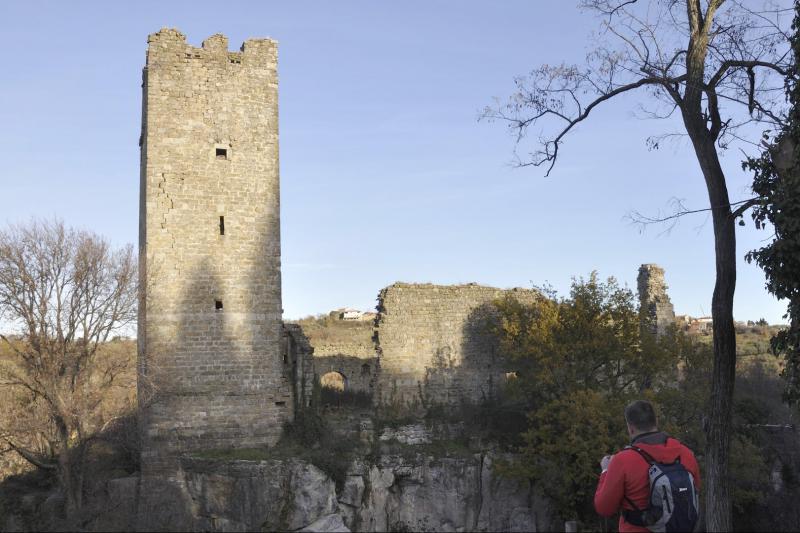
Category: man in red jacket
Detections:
[{"x1": 594, "y1": 400, "x2": 701, "y2": 532}]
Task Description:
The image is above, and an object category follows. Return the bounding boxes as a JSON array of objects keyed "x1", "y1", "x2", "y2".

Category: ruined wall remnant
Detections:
[
  {"x1": 637, "y1": 264, "x2": 675, "y2": 337},
  {"x1": 375, "y1": 283, "x2": 541, "y2": 406},
  {"x1": 294, "y1": 316, "x2": 379, "y2": 395},
  {"x1": 282, "y1": 324, "x2": 316, "y2": 414},
  {"x1": 315, "y1": 355, "x2": 379, "y2": 395},
  {"x1": 138, "y1": 29, "x2": 287, "y2": 479}
]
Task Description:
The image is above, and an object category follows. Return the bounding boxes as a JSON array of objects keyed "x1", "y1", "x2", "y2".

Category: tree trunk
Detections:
[
  {"x1": 56, "y1": 423, "x2": 83, "y2": 520},
  {"x1": 687, "y1": 134, "x2": 737, "y2": 532},
  {"x1": 59, "y1": 450, "x2": 80, "y2": 518}
]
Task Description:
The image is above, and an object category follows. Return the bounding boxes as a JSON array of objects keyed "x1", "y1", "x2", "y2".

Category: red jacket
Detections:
[{"x1": 594, "y1": 432, "x2": 701, "y2": 533}]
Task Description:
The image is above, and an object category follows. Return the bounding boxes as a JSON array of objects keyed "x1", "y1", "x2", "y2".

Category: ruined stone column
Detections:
[{"x1": 637, "y1": 264, "x2": 676, "y2": 337}]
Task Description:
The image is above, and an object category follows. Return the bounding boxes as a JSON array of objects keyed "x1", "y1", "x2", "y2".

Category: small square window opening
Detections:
[
  {"x1": 215, "y1": 300, "x2": 223, "y2": 311},
  {"x1": 216, "y1": 148, "x2": 228, "y2": 160}
]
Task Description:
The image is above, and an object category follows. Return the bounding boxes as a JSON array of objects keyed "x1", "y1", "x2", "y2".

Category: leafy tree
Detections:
[
  {"x1": 521, "y1": 389, "x2": 621, "y2": 523},
  {"x1": 745, "y1": 2, "x2": 800, "y2": 406},
  {"x1": 0, "y1": 219, "x2": 137, "y2": 518},
  {"x1": 493, "y1": 275, "x2": 785, "y2": 529},
  {"x1": 493, "y1": 274, "x2": 678, "y2": 523},
  {"x1": 484, "y1": 2, "x2": 792, "y2": 528}
]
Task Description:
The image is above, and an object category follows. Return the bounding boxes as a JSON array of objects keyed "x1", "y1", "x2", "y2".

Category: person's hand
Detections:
[{"x1": 600, "y1": 454, "x2": 613, "y2": 472}]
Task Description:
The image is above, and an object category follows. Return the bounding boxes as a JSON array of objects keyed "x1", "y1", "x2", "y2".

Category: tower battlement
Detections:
[{"x1": 146, "y1": 28, "x2": 277, "y2": 66}]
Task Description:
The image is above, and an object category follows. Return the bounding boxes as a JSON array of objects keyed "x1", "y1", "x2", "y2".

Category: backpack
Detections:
[{"x1": 622, "y1": 445, "x2": 700, "y2": 533}]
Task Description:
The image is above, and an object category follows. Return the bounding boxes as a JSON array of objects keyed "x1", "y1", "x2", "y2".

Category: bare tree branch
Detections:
[
  {"x1": 484, "y1": 3, "x2": 793, "y2": 528},
  {"x1": 0, "y1": 219, "x2": 137, "y2": 515}
]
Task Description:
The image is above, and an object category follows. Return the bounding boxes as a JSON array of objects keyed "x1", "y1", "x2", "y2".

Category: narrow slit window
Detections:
[
  {"x1": 275, "y1": 401, "x2": 286, "y2": 407},
  {"x1": 219, "y1": 216, "x2": 225, "y2": 235},
  {"x1": 216, "y1": 147, "x2": 228, "y2": 160},
  {"x1": 215, "y1": 300, "x2": 223, "y2": 311}
]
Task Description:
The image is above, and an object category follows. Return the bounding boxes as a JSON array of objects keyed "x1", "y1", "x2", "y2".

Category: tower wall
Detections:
[{"x1": 138, "y1": 29, "x2": 288, "y2": 477}]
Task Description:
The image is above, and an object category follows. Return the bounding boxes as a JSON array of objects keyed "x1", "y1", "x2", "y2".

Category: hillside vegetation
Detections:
[{"x1": 291, "y1": 314, "x2": 375, "y2": 357}]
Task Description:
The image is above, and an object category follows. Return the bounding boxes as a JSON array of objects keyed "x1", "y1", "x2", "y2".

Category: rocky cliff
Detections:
[
  {"x1": 170, "y1": 450, "x2": 550, "y2": 532},
  {"x1": 1, "y1": 425, "x2": 553, "y2": 532}
]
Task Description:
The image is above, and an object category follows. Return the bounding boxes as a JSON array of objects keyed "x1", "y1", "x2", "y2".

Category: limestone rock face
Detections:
[
  {"x1": 23, "y1": 450, "x2": 552, "y2": 532},
  {"x1": 145, "y1": 450, "x2": 552, "y2": 532},
  {"x1": 352, "y1": 452, "x2": 551, "y2": 532},
  {"x1": 299, "y1": 513, "x2": 351, "y2": 532},
  {"x1": 378, "y1": 424, "x2": 432, "y2": 445},
  {"x1": 339, "y1": 475, "x2": 366, "y2": 507},
  {"x1": 476, "y1": 453, "x2": 548, "y2": 532},
  {"x1": 179, "y1": 457, "x2": 337, "y2": 531}
]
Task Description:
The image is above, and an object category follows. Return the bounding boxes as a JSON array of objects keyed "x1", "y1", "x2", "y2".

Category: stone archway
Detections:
[{"x1": 320, "y1": 371, "x2": 347, "y2": 391}]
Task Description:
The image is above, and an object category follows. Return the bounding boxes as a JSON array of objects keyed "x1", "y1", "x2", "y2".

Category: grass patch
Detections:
[{"x1": 292, "y1": 314, "x2": 374, "y2": 349}]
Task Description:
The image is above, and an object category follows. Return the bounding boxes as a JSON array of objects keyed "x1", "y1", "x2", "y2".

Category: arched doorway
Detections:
[{"x1": 320, "y1": 371, "x2": 347, "y2": 391}]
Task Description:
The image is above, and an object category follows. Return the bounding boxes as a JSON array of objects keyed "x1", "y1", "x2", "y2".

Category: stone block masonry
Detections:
[
  {"x1": 294, "y1": 316, "x2": 379, "y2": 395},
  {"x1": 637, "y1": 264, "x2": 676, "y2": 337},
  {"x1": 138, "y1": 29, "x2": 288, "y2": 479},
  {"x1": 375, "y1": 283, "x2": 541, "y2": 407},
  {"x1": 282, "y1": 324, "x2": 315, "y2": 413}
]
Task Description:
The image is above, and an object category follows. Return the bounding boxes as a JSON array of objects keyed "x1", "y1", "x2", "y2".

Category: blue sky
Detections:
[{"x1": 0, "y1": 1, "x2": 790, "y2": 323}]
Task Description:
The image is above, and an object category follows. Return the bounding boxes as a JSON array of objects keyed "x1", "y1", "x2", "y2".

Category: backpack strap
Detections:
[
  {"x1": 622, "y1": 496, "x2": 649, "y2": 527},
  {"x1": 620, "y1": 446, "x2": 655, "y2": 528},
  {"x1": 623, "y1": 445, "x2": 656, "y2": 466}
]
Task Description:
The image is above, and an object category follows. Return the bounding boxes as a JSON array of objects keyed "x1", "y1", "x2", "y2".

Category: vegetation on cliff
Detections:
[
  {"x1": 744, "y1": 1, "x2": 800, "y2": 407},
  {"x1": 484, "y1": 2, "x2": 794, "y2": 527},
  {"x1": 489, "y1": 274, "x2": 800, "y2": 530}
]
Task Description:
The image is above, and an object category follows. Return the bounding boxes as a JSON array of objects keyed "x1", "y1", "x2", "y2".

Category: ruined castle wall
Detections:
[
  {"x1": 292, "y1": 317, "x2": 378, "y2": 394},
  {"x1": 637, "y1": 264, "x2": 676, "y2": 337},
  {"x1": 375, "y1": 283, "x2": 541, "y2": 406},
  {"x1": 138, "y1": 29, "x2": 288, "y2": 477},
  {"x1": 282, "y1": 324, "x2": 315, "y2": 413},
  {"x1": 315, "y1": 355, "x2": 378, "y2": 395}
]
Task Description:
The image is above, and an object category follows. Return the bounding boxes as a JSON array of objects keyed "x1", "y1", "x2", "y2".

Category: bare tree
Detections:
[
  {"x1": 483, "y1": 1, "x2": 793, "y2": 530},
  {"x1": 0, "y1": 219, "x2": 137, "y2": 518}
]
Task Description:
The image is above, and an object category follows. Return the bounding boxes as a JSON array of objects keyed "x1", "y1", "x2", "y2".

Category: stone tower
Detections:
[
  {"x1": 138, "y1": 29, "x2": 290, "y2": 477},
  {"x1": 637, "y1": 264, "x2": 675, "y2": 337}
]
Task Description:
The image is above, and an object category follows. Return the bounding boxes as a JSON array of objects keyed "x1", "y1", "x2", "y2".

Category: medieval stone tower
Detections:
[
  {"x1": 637, "y1": 264, "x2": 676, "y2": 337},
  {"x1": 138, "y1": 29, "x2": 290, "y2": 476}
]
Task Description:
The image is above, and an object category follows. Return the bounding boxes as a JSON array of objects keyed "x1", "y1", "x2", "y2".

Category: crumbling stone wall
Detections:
[
  {"x1": 375, "y1": 283, "x2": 541, "y2": 406},
  {"x1": 294, "y1": 317, "x2": 378, "y2": 395},
  {"x1": 315, "y1": 355, "x2": 379, "y2": 395},
  {"x1": 637, "y1": 264, "x2": 676, "y2": 337},
  {"x1": 282, "y1": 324, "x2": 315, "y2": 413},
  {"x1": 138, "y1": 29, "x2": 287, "y2": 479}
]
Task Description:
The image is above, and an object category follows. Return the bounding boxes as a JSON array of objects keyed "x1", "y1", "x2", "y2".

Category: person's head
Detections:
[{"x1": 624, "y1": 400, "x2": 658, "y2": 437}]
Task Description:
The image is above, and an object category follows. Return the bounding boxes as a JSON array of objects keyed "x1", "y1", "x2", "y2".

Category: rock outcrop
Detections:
[
  {"x1": 168, "y1": 448, "x2": 551, "y2": 532},
  {"x1": 4, "y1": 426, "x2": 553, "y2": 532}
]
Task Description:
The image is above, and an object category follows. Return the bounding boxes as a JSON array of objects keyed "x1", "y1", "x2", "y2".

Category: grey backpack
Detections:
[{"x1": 622, "y1": 446, "x2": 700, "y2": 533}]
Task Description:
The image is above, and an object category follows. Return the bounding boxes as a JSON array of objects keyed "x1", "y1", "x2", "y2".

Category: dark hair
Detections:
[{"x1": 624, "y1": 400, "x2": 657, "y2": 431}]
